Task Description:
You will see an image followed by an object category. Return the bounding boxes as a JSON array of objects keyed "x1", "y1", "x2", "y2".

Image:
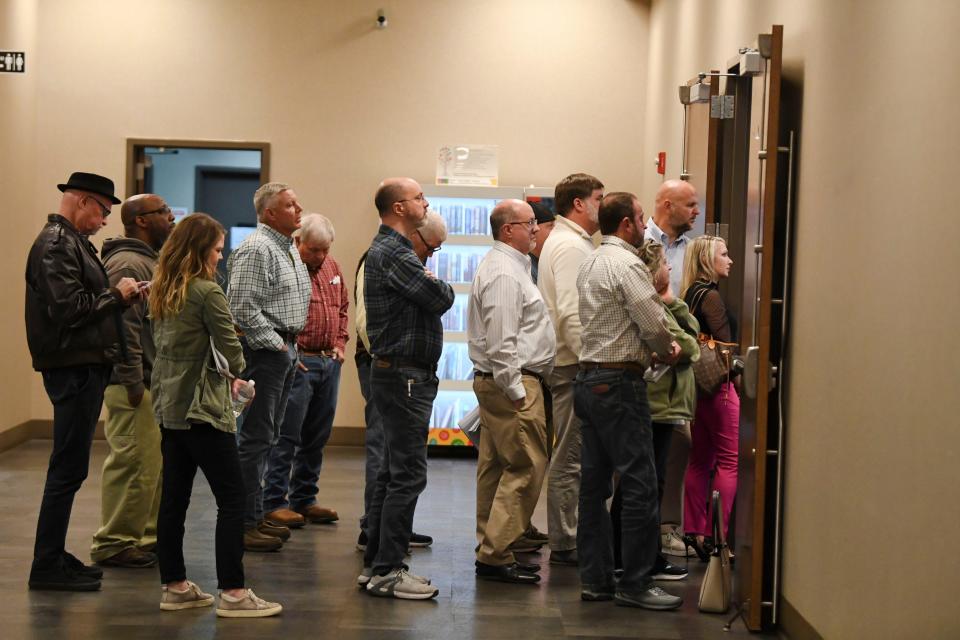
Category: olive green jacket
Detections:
[
  {"x1": 151, "y1": 278, "x2": 245, "y2": 433},
  {"x1": 648, "y1": 298, "x2": 700, "y2": 423}
]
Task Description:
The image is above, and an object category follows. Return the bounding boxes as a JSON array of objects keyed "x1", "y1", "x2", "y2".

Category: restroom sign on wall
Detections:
[{"x1": 0, "y1": 52, "x2": 25, "y2": 73}]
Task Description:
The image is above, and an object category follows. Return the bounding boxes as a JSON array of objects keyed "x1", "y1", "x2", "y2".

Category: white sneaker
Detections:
[
  {"x1": 366, "y1": 569, "x2": 438, "y2": 600},
  {"x1": 216, "y1": 589, "x2": 283, "y2": 618},
  {"x1": 160, "y1": 581, "x2": 214, "y2": 610},
  {"x1": 358, "y1": 566, "x2": 431, "y2": 588},
  {"x1": 661, "y1": 527, "x2": 695, "y2": 558}
]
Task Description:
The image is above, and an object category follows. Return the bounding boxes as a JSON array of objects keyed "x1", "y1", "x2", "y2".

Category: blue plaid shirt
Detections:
[{"x1": 364, "y1": 225, "x2": 454, "y2": 365}]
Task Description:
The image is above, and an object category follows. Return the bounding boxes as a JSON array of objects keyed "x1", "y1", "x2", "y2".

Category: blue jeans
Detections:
[
  {"x1": 263, "y1": 354, "x2": 342, "y2": 513},
  {"x1": 236, "y1": 338, "x2": 299, "y2": 529},
  {"x1": 362, "y1": 359, "x2": 437, "y2": 574},
  {"x1": 33, "y1": 365, "x2": 111, "y2": 569},
  {"x1": 574, "y1": 368, "x2": 658, "y2": 593},
  {"x1": 356, "y1": 354, "x2": 385, "y2": 530}
]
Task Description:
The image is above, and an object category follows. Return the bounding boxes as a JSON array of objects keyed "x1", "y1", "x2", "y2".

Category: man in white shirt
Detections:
[
  {"x1": 537, "y1": 173, "x2": 604, "y2": 565},
  {"x1": 468, "y1": 200, "x2": 556, "y2": 585},
  {"x1": 643, "y1": 179, "x2": 700, "y2": 551},
  {"x1": 645, "y1": 179, "x2": 700, "y2": 296}
]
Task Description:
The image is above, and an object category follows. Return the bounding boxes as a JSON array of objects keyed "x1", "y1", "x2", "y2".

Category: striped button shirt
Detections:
[
  {"x1": 576, "y1": 236, "x2": 674, "y2": 366},
  {"x1": 364, "y1": 225, "x2": 455, "y2": 365},
  {"x1": 467, "y1": 242, "x2": 556, "y2": 401},
  {"x1": 227, "y1": 223, "x2": 311, "y2": 351}
]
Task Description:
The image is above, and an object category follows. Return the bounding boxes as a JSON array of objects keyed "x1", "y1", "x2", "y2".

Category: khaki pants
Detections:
[
  {"x1": 660, "y1": 422, "x2": 691, "y2": 526},
  {"x1": 546, "y1": 364, "x2": 581, "y2": 551},
  {"x1": 474, "y1": 376, "x2": 548, "y2": 566},
  {"x1": 90, "y1": 385, "x2": 162, "y2": 562}
]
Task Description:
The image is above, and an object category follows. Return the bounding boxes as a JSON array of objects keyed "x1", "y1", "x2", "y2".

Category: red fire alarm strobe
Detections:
[{"x1": 656, "y1": 152, "x2": 666, "y2": 175}]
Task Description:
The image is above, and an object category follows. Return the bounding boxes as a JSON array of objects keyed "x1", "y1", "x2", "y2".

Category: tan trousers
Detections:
[
  {"x1": 90, "y1": 385, "x2": 162, "y2": 562},
  {"x1": 546, "y1": 363, "x2": 581, "y2": 551},
  {"x1": 474, "y1": 375, "x2": 548, "y2": 566}
]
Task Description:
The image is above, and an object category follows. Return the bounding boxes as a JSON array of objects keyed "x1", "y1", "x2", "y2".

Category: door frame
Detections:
[{"x1": 125, "y1": 138, "x2": 271, "y2": 199}]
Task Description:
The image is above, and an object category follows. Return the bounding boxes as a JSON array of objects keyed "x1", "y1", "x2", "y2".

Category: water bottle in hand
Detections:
[{"x1": 233, "y1": 379, "x2": 255, "y2": 417}]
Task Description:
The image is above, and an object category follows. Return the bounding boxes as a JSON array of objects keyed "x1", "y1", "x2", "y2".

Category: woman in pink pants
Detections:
[{"x1": 679, "y1": 236, "x2": 739, "y2": 561}]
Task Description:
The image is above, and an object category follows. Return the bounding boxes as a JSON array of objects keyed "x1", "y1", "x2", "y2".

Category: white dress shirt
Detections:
[
  {"x1": 468, "y1": 242, "x2": 556, "y2": 401},
  {"x1": 537, "y1": 215, "x2": 595, "y2": 367}
]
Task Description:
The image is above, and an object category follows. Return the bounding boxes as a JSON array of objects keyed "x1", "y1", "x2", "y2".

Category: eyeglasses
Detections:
[
  {"x1": 416, "y1": 229, "x2": 441, "y2": 253},
  {"x1": 85, "y1": 195, "x2": 110, "y2": 217},
  {"x1": 505, "y1": 218, "x2": 537, "y2": 230},
  {"x1": 138, "y1": 204, "x2": 172, "y2": 217},
  {"x1": 395, "y1": 193, "x2": 426, "y2": 205}
]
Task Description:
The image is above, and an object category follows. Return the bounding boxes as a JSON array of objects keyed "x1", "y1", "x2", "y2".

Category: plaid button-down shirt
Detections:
[
  {"x1": 364, "y1": 224, "x2": 455, "y2": 365},
  {"x1": 298, "y1": 255, "x2": 349, "y2": 353},
  {"x1": 227, "y1": 223, "x2": 311, "y2": 351},
  {"x1": 576, "y1": 236, "x2": 674, "y2": 366}
]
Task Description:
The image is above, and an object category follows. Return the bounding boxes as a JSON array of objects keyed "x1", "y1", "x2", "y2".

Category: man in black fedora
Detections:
[{"x1": 25, "y1": 172, "x2": 142, "y2": 591}]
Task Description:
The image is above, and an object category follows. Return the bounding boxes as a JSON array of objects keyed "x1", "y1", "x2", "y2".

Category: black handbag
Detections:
[{"x1": 698, "y1": 490, "x2": 732, "y2": 613}]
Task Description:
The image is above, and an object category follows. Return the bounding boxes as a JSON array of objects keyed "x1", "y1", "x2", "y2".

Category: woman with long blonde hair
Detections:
[
  {"x1": 151, "y1": 213, "x2": 281, "y2": 618},
  {"x1": 679, "y1": 235, "x2": 739, "y2": 560}
]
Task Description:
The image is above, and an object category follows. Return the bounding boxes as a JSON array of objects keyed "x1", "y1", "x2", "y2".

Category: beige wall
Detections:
[
  {"x1": 0, "y1": 0, "x2": 37, "y2": 428},
  {"x1": 643, "y1": 1, "x2": 960, "y2": 637},
  {"x1": 11, "y1": 0, "x2": 650, "y2": 427}
]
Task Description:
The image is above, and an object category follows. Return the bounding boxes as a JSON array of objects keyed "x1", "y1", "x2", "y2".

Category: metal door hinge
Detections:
[{"x1": 710, "y1": 95, "x2": 735, "y2": 119}]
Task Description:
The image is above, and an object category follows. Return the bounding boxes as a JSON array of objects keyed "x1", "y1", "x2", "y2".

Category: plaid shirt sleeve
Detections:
[
  {"x1": 620, "y1": 261, "x2": 674, "y2": 356},
  {"x1": 227, "y1": 242, "x2": 284, "y2": 351},
  {"x1": 385, "y1": 249, "x2": 455, "y2": 315}
]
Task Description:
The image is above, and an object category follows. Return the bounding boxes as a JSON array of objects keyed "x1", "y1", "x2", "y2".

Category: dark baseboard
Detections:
[
  {"x1": 779, "y1": 595, "x2": 823, "y2": 640},
  {"x1": 0, "y1": 420, "x2": 366, "y2": 452}
]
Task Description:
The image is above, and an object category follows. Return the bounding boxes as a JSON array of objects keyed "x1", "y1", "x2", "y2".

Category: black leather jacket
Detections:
[{"x1": 25, "y1": 214, "x2": 127, "y2": 370}]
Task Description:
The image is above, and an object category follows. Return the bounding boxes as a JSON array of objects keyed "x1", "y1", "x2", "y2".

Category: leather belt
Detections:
[
  {"x1": 302, "y1": 349, "x2": 336, "y2": 358},
  {"x1": 373, "y1": 357, "x2": 436, "y2": 372},
  {"x1": 579, "y1": 361, "x2": 646, "y2": 374},
  {"x1": 474, "y1": 368, "x2": 545, "y2": 383}
]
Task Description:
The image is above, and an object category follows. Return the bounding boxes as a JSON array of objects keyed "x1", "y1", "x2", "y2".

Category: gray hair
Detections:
[
  {"x1": 295, "y1": 213, "x2": 335, "y2": 245},
  {"x1": 253, "y1": 182, "x2": 290, "y2": 221},
  {"x1": 420, "y1": 211, "x2": 447, "y2": 245}
]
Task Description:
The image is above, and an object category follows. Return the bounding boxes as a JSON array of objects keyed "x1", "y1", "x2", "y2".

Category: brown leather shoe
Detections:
[
  {"x1": 258, "y1": 520, "x2": 291, "y2": 541},
  {"x1": 98, "y1": 546, "x2": 158, "y2": 568},
  {"x1": 243, "y1": 528, "x2": 282, "y2": 552},
  {"x1": 264, "y1": 508, "x2": 305, "y2": 529},
  {"x1": 295, "y1": 504, "x2": 339, "y2": 524}
]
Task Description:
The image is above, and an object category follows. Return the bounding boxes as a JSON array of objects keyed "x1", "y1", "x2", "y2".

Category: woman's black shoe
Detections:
[{"x1": 682, "y1": 535, "x2": 710, "y2": 563}]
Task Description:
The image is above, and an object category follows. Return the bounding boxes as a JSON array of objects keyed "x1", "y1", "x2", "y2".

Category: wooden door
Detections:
[{"x1": 730, "y1": 25, "x2": 789, "y2": 631}]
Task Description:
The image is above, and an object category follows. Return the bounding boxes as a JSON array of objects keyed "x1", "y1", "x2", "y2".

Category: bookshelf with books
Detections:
[{"x1": 423, "y1": 185, "x2": 524, "y2": 447}]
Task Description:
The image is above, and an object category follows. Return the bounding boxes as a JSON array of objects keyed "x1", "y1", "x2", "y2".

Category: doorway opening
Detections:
[{"x1": 126, "y1": 139, "x2": 270, "y2": 275}]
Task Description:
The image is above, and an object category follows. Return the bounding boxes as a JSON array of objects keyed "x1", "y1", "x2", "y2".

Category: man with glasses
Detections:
[
  {"x1": 468, "y1": 200, "x2": 556, "y2": 585},
  {"x1": 359, "y1": 177, "x2": 454, "y2": 600},
  {"x1": 353, "y1": 210, "x2": 446, "y2": 554},
  {"x1": 90, "y1": 194, "x2": 175, "y2": 569},
  {"x1": 25, "y1": 172, "x2": 142, "y2": 591}
]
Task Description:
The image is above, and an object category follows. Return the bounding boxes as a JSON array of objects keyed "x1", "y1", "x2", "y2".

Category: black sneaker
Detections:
[
  {"x1": 29, "y1": 559, "x2": 101, "y2": 591},
  {"x1": 62, "y1": 551, "x2": 103, "y2": 579},
  {"x1": 581, "y1": 584, "x2": 615, "y2": 601},
  {"x1": 409, "y1": 532, "x2": 432, "y2": 548},
  {"x1": 651, "y1": 562, "x2": 688, "y2": 581}
]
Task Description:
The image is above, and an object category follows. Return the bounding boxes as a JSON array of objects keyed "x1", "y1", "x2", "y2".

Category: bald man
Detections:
[
  {"x1": 644, "y1": 179, "x2": 700, "y2": 556},
  {"x1": 354, "y1": 209, "x2": 446, "y2": 554},
  {"x1": 90, "y1": 195, "x2": 175, "y2": 568},
  {"x1": 468, "y1": 200, "x2": 555, "y2": 584},
  {"x1": 360, "y1": 177, "x2": 454, "y2": 600},
  {"x1": 646, "y1": 180, "x2": 700, "y2": 296}
]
